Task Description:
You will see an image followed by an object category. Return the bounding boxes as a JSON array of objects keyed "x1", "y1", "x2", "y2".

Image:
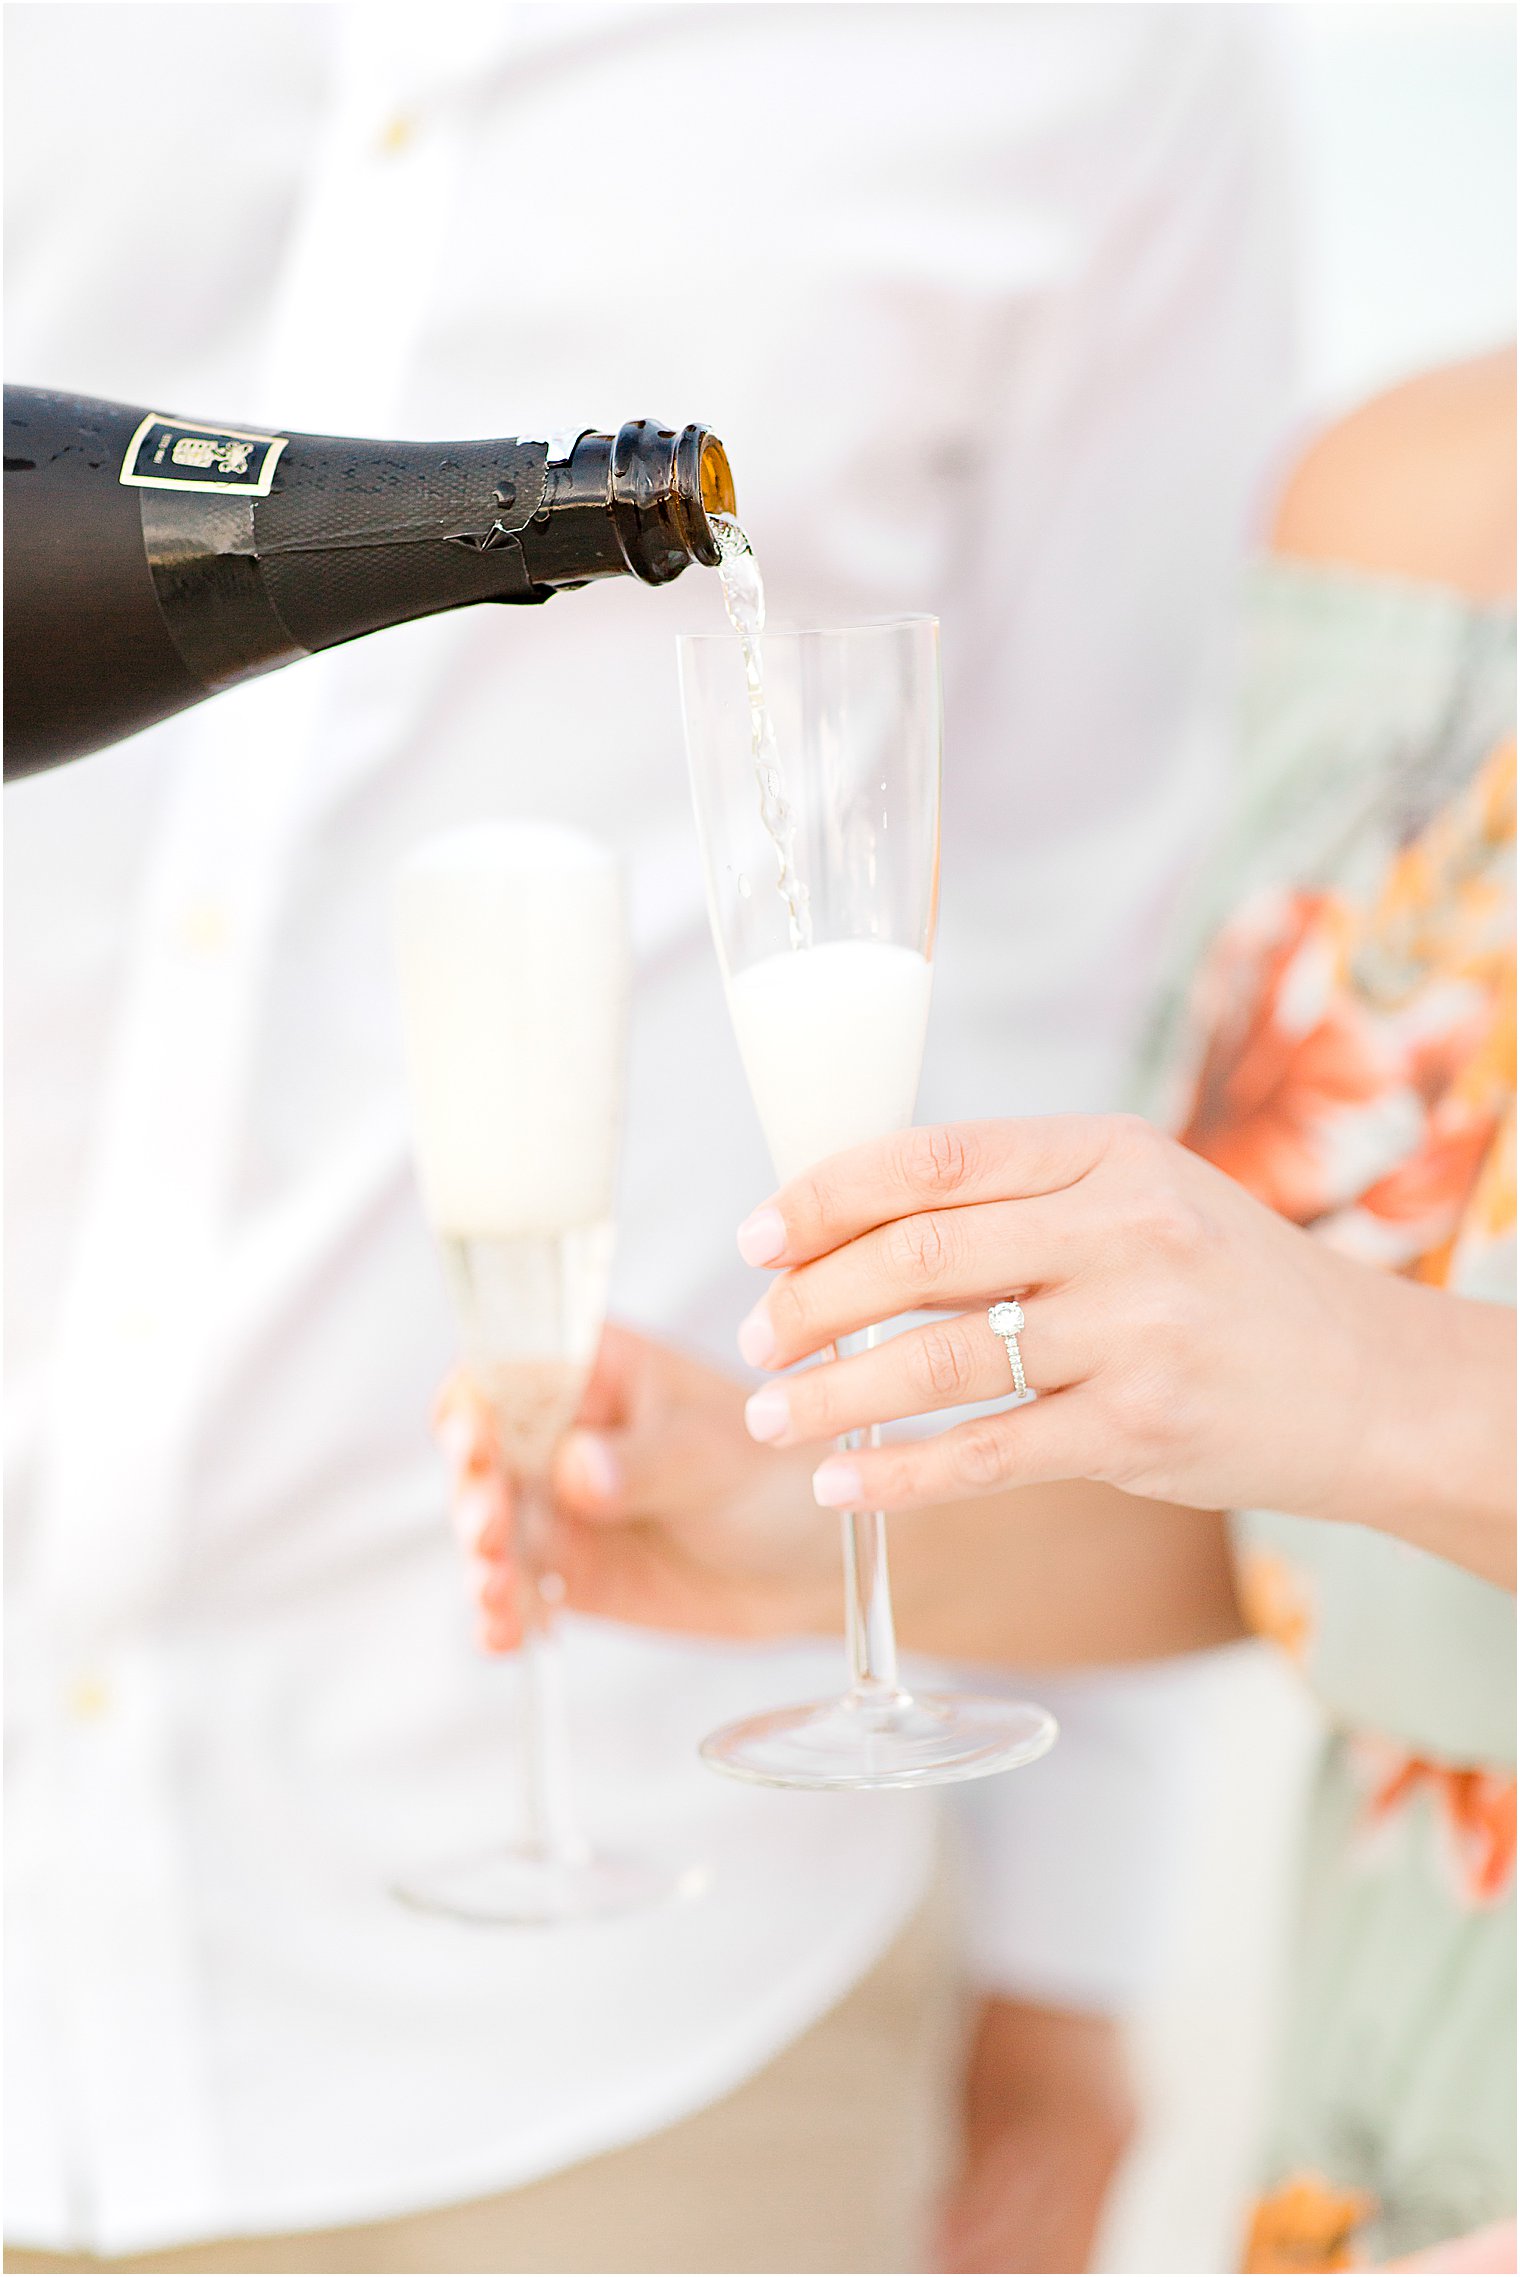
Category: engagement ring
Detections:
[{"x1": 987, "y1": 1300, "x2": 1029, "y2": 1401}]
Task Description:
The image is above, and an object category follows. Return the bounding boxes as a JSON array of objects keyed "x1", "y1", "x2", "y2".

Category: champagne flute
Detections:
[
  {"x1": 391, "y1": 820, "x2": 698, "y2": 1922},
  {"x1": 679, "y1": 613, "x2": 1057, "y2": 1789}
]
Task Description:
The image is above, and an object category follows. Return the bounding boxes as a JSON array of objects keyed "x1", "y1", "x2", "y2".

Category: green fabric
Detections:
[
  {"x1": 1137, "y1": 561, "x2": 1516, "y2": 1129},
  {"x1": 1267, "y1": 1747, "x2": 1515, "y2": 2262},
  {"x1": 1134, "y1": 558, "x2": 1516, "y2": 2263},
  {"x1": 1237, "y1": 1508, "x2": 1515, "y2": 1771}
]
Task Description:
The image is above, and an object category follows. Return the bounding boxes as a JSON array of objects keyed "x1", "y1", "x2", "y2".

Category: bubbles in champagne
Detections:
[
  {"x1": 710, "y1": 516, "x2": 812, "y2": 951},
  {"x1": 438, "y1": 1227, "x2": 613, "y2": 1477}
]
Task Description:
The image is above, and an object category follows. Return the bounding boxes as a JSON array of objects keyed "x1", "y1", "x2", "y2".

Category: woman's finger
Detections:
[
  {"x1": 552, "y1": 1428, "x2": 628, "y2": 1517},
  {"x1": 450, "y1": 1473, "x2": 513, "y2": 1560},
  {"x1": 477, "y1": 1597, "x2": 524, "y2": 1653},
  {"x1": 571, "y1": 1319, "x2": 649, "y2": 1433},
  {"x1": 433, "y1": 1369, "x2": 499, "y2": 1467},
  {"x1": 739, "y1": 1190, "x2": 1100, "y2": 1370},
  {"x1": 738, "y1": 1116, "x2": 1115, "y2": 1269},
  {"x1": 467, "y1": 1542, "x2": 524, "y2": 1653},
  {"x1": 431, "y1": 1373, "x2": 515, "y2": 1559},
  {"x1": 808, "y1": 1386, "x2": 1095, "y2": 1511},
  {"x1": 554, "y1": 1399, "x2": 750, "y2": 1527},
  {"x1": 742, "y1": 1297, "x2": 1087, "y2": 1446}
]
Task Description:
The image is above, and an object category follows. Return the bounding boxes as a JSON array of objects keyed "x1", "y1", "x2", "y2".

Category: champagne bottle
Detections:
[{"x1": 3, "y1": 388, "x2": 736, "y2": 780}]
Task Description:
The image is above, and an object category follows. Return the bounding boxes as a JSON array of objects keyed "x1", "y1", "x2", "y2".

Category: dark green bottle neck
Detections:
[{"x1": 2, "y1": 390, "x2": 736, "y2": 780}]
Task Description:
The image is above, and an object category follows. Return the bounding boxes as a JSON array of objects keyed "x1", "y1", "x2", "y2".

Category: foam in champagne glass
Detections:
[
  {"x1": 725, "y1": 940, "x2": 933, "y2": 1184},
  {"x1": 394, "y1": 820, "x2": 627, "y2": 1470}
]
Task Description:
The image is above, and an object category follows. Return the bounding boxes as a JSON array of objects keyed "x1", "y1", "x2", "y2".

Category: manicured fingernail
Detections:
[
  {"x1": 434, "y1": 1410, "x2": 475, "y2": 1467},
  {"x1": 736, "y1": 1206, "x2": 787, "y2": 1267},
  {"x1": 812, "y1": 1458, "x2": 862, "y2": 1509},
  {"x1": 737, "y1": 1304, "x2": 776, "y2": 1368},
  {"x1": 477, "y1": 1559, "x2": 513, "y2": 1612},
  {"x1": 559, "y1": 1430, "x2": 620, "y2": 1504},
  {"x1": 744, "y1": 1385, "x2": 790, "y2": 1442},
  {"x1": 451, "y1": 1479, "x2": 501, "y2": 1552}
]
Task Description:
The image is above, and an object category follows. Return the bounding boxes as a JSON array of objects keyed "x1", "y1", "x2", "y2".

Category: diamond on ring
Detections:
[{"x1": 987, "y1": 1300, "x2": 1030, "y2": 1401}]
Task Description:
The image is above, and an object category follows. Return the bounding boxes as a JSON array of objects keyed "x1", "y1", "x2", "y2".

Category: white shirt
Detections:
[{"x1": 4, "y1": 3, "x2": 1293, "y2": 2254}]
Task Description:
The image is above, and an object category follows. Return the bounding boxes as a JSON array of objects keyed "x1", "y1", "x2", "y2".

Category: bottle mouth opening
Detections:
[
  {"x1": 698, "y1": 433, "x2": 736, "y2": 523},
  {"x1": 672, "y1": 424, "x2": 733, "y2": 569}
]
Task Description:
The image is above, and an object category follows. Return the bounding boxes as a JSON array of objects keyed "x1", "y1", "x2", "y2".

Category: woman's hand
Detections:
[
  {"x1": 733, "y1": 1117, "x2": 1515, "y2": 1583},
  {"x1": 434, "y1": 1322, "x2": 843, "y2": 1650}
]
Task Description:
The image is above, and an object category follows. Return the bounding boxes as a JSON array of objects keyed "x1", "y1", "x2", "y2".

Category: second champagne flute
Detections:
[
  {"x1": 391, "y1": 820, "x2": 698, "y2": 1922},
  {"x1": 679, "y1": 610, "x2": 1057, "y2": 1790}
]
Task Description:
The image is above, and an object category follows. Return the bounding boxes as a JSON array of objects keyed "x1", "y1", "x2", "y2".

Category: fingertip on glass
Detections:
[
  {"x1": 558, "y1": 1429, "x2": 620, "y2": 1506},
  {"x1": 476, "y1": 1615, "x2": 519, "y2": 1656},
  {"x1": 481, "y1": 1576, "x2": 514, "y2": 1615},
  {"x1": 811, "y1": 1458, "x2": 862, "y2": 1509},
  {"x1": 452, "y1": 1481, "x2": 501, "y2": 1552},
  {"x1": 737, "y1": 1305, "x2": 776, "y2": 1368},
  {"x1": 743, "y1": 1385, "x2": 790, "y2": 1443},
  {"x1": 736, "y1": 1205, "x2": 787, "y2": 1268}
]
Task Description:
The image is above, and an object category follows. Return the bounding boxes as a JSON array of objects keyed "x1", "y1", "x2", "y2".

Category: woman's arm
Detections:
[{"x1": 733, "y1": 1116, "x2": 1517, "y2": 1590}]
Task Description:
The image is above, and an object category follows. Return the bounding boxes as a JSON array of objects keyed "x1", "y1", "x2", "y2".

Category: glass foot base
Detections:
[
  {"x1": 391, "y1": 1844, "x2": 708, "y2": 1928},
  {"x1": 700, "y1": 1689, "x2": 1057, "y2": 1792}
]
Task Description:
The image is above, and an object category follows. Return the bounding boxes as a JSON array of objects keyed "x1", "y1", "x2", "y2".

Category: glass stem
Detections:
[
  {"x1": 836, "y1": 1326, "x2": 904, "y2": 1701},
  {"x1": 515, "y1": 1475, "x2": 591, "y2": 1866}
]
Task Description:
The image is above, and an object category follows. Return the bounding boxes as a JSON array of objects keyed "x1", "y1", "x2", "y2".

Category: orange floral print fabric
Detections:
[{"x1": 1244, "y1": 2170, "x2": 1378, "y2": 2273}]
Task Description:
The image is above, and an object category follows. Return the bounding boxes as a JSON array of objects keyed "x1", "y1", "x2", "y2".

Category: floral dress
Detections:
[{"x1": 1139, "y1": 560, "x2": 1516, "y2": 2273}]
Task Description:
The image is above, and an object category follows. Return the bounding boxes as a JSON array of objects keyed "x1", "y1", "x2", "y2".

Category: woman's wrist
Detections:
[{"x1": 1315, "y1": 1262, "x2": 1515, "y2": 1587}]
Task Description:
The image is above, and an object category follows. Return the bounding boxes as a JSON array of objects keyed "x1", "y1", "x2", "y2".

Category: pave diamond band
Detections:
[{"x1": 987, "y1": 1300, "x2": 1028, "y2": 1400}]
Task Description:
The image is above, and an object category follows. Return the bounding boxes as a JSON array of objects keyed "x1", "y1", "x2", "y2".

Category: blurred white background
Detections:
[
  {"x1": 1100, "y1": 10, "x2": 1514, "y2": 2270},
  {"x1": 1286, "y1": 1, "x2": 1516, "y2": 414}
]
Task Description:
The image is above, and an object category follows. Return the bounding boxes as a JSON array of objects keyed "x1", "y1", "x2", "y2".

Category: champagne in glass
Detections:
[
  {"x1": 391, "y1": 820, "x2": 695, "y2": 1921},
  {"x1": 679, "y1": 597, "x2": 1057, "y2": 1790}
]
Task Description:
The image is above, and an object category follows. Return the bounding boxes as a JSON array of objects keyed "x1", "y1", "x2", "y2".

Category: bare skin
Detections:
[
  {"x1": 1273, "y1": 346, "x2": 1515, "y2": 599},
  {"x1": 938, "y1": 2001, "x2": 1141, "y2": 2277}
]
